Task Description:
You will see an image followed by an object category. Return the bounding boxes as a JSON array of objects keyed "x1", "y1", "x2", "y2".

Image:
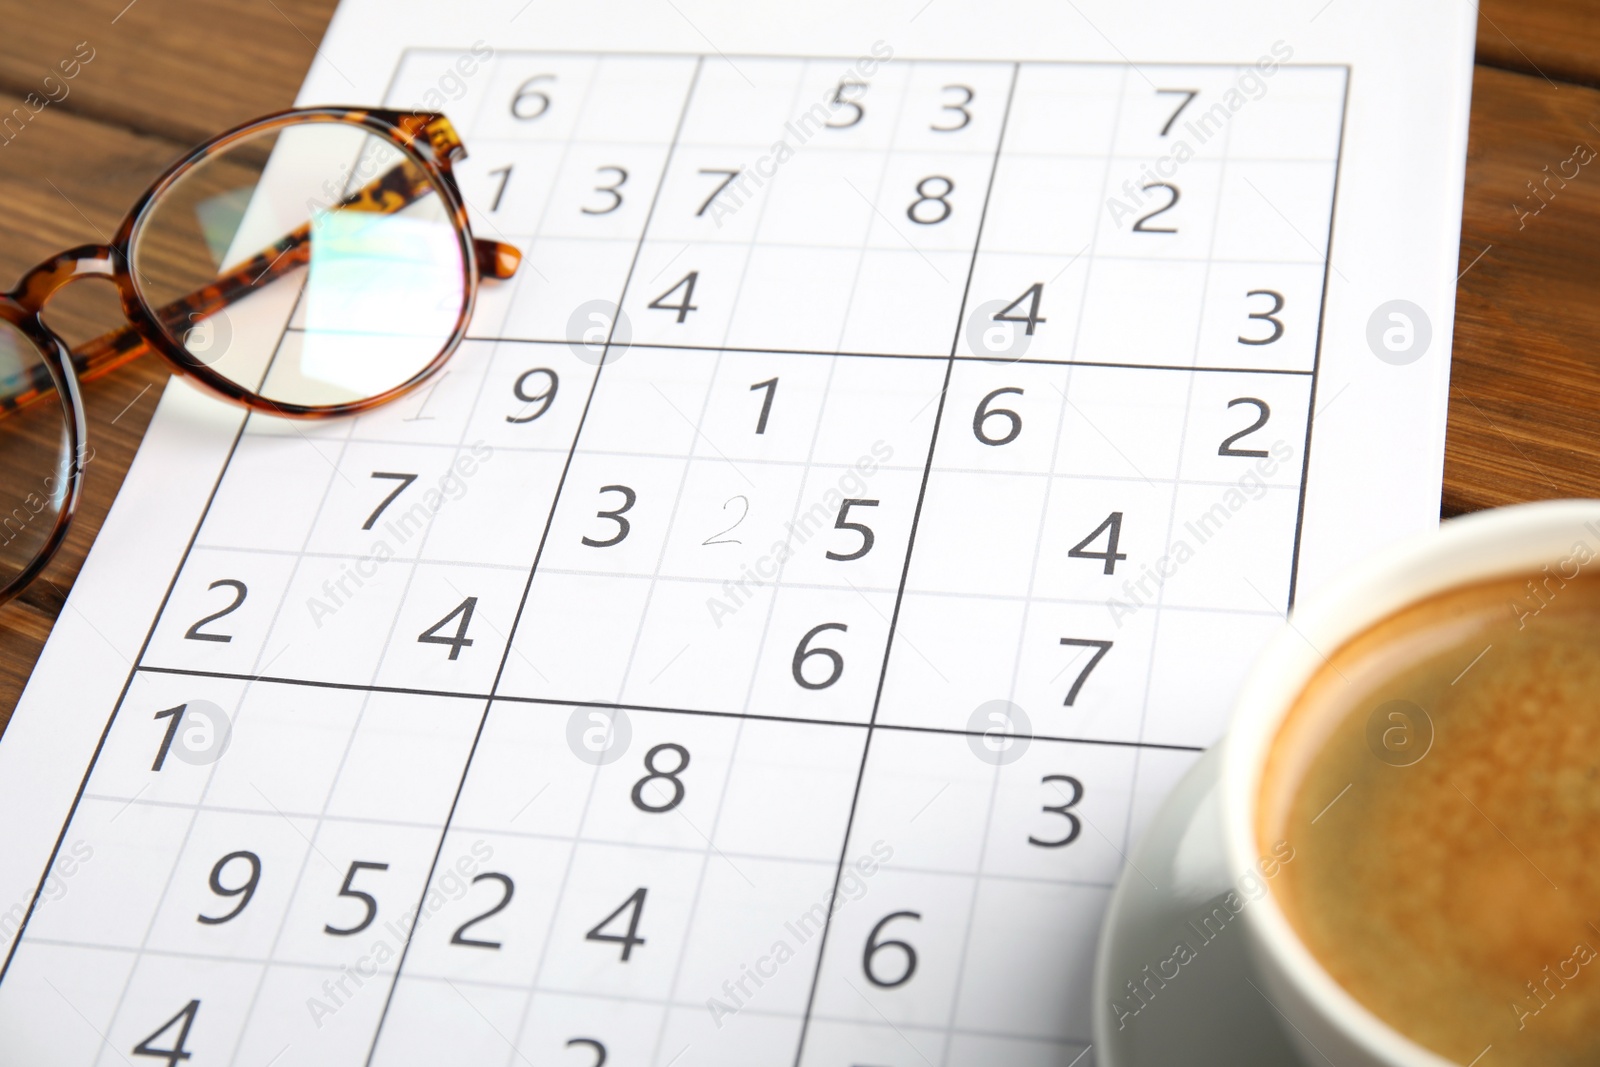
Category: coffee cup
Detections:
[{"x1": 1220, "y1": 499, "x2": 1600, "y2": 1066}]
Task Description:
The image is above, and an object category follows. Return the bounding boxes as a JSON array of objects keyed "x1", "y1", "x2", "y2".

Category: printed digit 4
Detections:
[
  {"x1": 132, "y1": 1000, "x2": 199, "y2": 1066},
  {"x1": 586, "y1": 888, "x2": 648, "y2": 961}
]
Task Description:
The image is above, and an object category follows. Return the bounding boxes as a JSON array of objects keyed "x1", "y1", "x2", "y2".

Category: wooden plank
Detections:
[
  {"x1": 1446, "y1": 64, "x2": 1600, "y2": 512},
  {"x1": 0, "y1": 0, "x2": 328, "y2": 146},
  {"x1": 1478, "y1": 0, "x2": 1600, "y2": 87}
]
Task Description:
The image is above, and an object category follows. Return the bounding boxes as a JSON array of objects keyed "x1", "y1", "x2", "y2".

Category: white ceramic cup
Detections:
[{"x1": 1220, "y1": 499, "x2": 1600, "y2": 1066}]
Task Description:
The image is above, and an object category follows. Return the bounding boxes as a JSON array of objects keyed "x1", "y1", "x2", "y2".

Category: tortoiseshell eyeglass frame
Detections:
[{"x1": 0, "y1": 106, "x2": 523, "y2": 606}]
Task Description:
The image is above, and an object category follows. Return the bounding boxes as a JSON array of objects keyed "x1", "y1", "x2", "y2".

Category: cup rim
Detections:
[{"x1": 1219, "y1": 498, "x2": 1600, "y2": 1066}]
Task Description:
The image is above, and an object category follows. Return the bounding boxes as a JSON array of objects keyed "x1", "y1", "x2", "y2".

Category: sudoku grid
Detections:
[{"x1": 0, "y1": 49, "x2": 1347, "y2": 1067}]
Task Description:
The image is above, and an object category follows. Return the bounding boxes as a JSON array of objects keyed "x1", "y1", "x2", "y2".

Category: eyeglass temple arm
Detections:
[{"x1": 1, "y1": 162, "x2": 520, "y2": 415}]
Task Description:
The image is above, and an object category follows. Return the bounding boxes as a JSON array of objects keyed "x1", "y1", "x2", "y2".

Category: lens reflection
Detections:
[{"x1": 130, "y1": 120, "x2": 467, "y2": 409}]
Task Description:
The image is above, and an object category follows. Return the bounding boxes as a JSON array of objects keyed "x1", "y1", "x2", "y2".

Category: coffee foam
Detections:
[{"x1": 1257, "y1": 573, "x2": 1600, "y2": 1065}]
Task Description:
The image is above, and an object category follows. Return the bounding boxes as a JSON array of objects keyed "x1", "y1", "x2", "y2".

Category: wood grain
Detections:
[
  {"x1": 1448, "y1": 64, "x2": 1600, "y2": 512},
  {"x1": 1479, "y1": 0, "x2": 1600, "y2": 87},
  {"x1": 0, "y1": 0, "x2": 334, "y2": 145}
]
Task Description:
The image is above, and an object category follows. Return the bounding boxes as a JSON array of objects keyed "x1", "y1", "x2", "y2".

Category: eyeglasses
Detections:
[{"x1": 0, "y1": 107, "x2": 522, "y2": 606}]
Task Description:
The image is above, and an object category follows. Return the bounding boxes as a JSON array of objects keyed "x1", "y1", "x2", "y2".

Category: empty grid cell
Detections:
[
  {"x1": 192, "y1": 429, "x2": 341, "y2": 553},
  {"x1": 723, "y1": 245, "x2": 868, "y2": 353},
  {"x1": 798, "y1": 1018, "x2": 946, "y2": 1067},
  {"x1": 500, "y1": 569, "x2": 654, "y2": 704},
  {"x1": 383, "y1": 47, "x2": 497, "y2": 128},
  {"x1": 1212, "y1": 159, "x2": 1338, "y2": 264},
  {"x1": 497, "y1": 237, "x2": 646, "y2": 342},
  {"x1": 877, "y1": 592, "x2": 1027, "y2": 734},
  {"x1": 448, "y1": 702, "x2": 606, "y2": 841},
  {"x1": 0, "y1": 943, "x2": 137, "y2": 1065},
  {"x1": 21, "y1": 797, "x2": 193, "y2": 951},
  {"x1": 1074, "y1": 257, "x2": 1210, "y2": 366}
]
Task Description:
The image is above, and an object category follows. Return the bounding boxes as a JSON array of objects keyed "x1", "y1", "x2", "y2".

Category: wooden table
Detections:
[{"x1": 1, "y1": 0, "x2": 1597, "y2": 726}]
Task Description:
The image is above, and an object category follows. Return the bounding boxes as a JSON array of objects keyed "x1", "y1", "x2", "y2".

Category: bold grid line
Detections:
[
  {"x1": 462, "y1": 132, "x2": 1339, "y2": 165},
  {"x1": 127, "y1": 667, "x2": 1210, "y2": 756},
  {"x1": 441, "y1": 334, "x2": 1322, "y2": 374},
  {"x1": 315, "y1": 233, "x2": 1337, "y2": 262}
]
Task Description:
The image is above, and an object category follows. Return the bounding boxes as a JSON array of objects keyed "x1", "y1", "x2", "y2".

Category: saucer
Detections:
[{"x1": 1092, "y1": 746, "x2": 1305, "y2": 1066}]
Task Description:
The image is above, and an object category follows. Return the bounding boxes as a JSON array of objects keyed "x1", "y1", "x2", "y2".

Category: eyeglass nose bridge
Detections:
[{"x1": 7, "y1": 245, "x2": 119, "y2": 316}]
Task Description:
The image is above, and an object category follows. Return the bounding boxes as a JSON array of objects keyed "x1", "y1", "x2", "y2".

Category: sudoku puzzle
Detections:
[{"x1": 0, "y1": 49, "x2": 1346, "y2": 1067}]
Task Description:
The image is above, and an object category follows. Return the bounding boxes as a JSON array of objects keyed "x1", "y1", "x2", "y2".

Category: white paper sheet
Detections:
[{"x1": 0, "y1": 1, "x2": 1475, "y2": 1062}]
